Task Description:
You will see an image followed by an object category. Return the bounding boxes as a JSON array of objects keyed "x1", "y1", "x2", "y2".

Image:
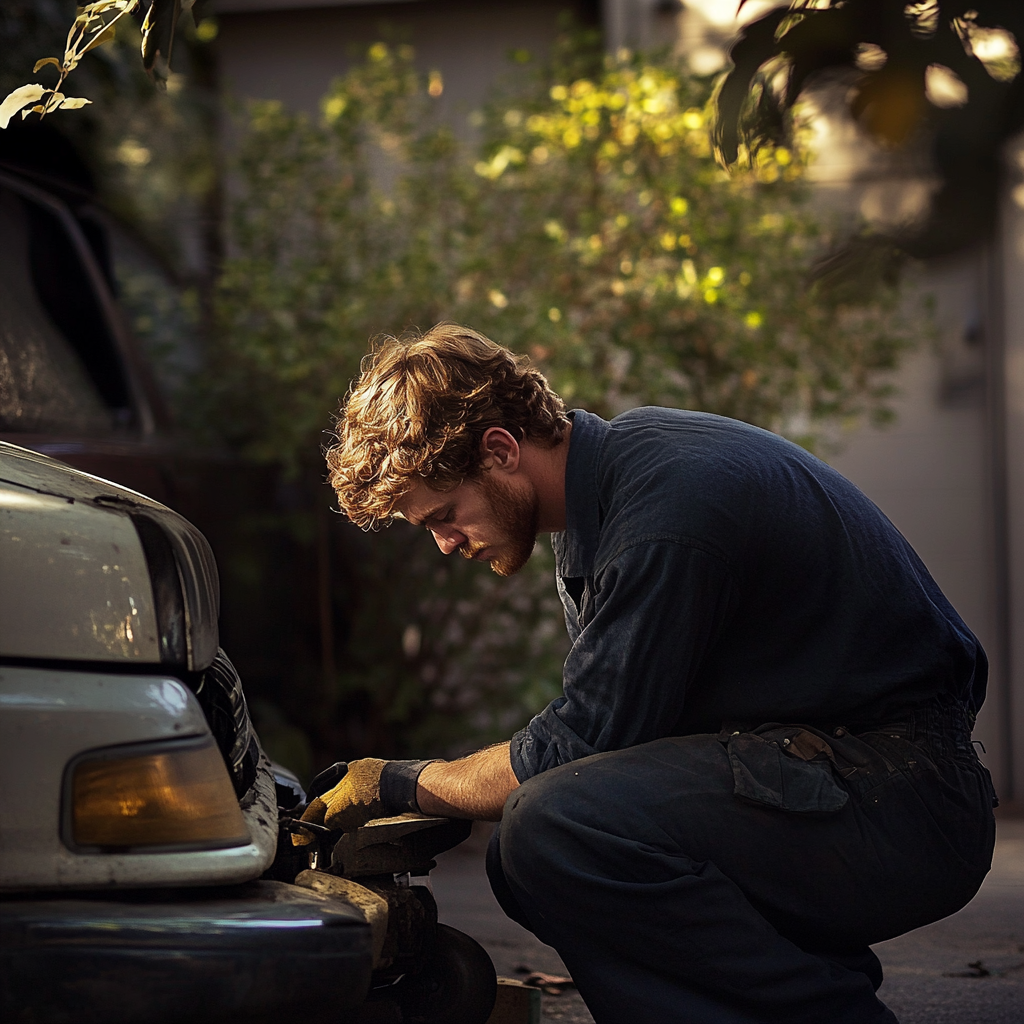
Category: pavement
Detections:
[{"x1": 430, "y1": 815, "x2": 1024, "y2": 1024}]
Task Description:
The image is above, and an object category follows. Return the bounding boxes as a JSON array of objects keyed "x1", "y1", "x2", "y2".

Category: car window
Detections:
[
  {"x1": 0, "y1": 189, "x2": 112, "y2": 435},
  {"x1": 102, "y1": 220, "x2": 201, "y2": 409}
]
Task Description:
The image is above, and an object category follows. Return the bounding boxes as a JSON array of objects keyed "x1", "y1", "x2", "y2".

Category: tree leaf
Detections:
[
  {"x1": 711, "y1": 8, "x2": 790, "y2": 165},
  {"x1": 72, "y1": 12, "x2": 105, "y2": 34},
  {"x1": 59, "y1": 97, "x2": 93, "y2": 110},
  {"x1": 0, "y1": 84, "x2": 47, "y2": 129},
  {"x1": 40, "y1": 92, "x2": 66, "y2": 116},
  {"x1": 141, "y1": 0, "x2": 183, "y2": 78},
  {"x1": 33, "y1": 57, "x2": 62, "y2": 73},
  {"x1": 80, "y1": 0, "x2": 136, "y2": 15},
  {"x1": 84, "y1": 25, "x2": 118, "y2": 53}
]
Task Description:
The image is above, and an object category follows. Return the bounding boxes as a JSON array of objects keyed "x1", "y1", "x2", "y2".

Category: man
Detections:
[{"x1": 304, "y1": 323, "x2": 996, "y2": 1023}]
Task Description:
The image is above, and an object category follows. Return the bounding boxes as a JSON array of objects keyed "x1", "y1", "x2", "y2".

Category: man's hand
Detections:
[
  {"x1": 292, "y1": 758, "x2": 386, "y2": 844},
  {"x1": 291, "y1": 744, "x2": 519, "y2": 845}
]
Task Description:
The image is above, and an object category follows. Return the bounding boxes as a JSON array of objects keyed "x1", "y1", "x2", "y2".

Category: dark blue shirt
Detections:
[{"x1": 510, "y1": 408, "x2": 986, "y2": 782}]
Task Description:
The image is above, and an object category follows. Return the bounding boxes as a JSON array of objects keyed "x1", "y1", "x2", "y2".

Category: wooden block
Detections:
[{"x1": 486, "y1": 977, "x2": 542, "y2": 1024}]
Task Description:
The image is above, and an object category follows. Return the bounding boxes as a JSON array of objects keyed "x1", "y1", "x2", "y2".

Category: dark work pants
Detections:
[{"x1": 488, "y1": 700, "x2": 996, "y2": 1023}]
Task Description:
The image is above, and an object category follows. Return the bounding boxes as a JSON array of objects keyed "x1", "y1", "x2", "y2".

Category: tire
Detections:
[{"x1": 400, "y1": 924, "x2": 497, "y2": 1024}]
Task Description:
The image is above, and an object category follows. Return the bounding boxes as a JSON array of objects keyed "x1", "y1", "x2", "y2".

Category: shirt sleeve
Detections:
[{"x1": 510, "y1": 539, "x2": 737, "y2": 781}]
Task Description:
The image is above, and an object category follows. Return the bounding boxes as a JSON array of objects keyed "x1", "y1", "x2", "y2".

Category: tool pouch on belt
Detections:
[{"x1": 721, "y1": 725, "x2": 850, "y2": 814}]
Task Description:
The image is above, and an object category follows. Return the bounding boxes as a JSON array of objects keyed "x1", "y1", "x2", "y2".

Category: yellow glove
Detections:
[{"x1": 292, "y1": 758, "x2": 386, "y2": 845}]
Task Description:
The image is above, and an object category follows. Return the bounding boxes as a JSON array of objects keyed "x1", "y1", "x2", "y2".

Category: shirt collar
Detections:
[{"x1": 552, "y1": 409, "x2": 609, "y2": 578}]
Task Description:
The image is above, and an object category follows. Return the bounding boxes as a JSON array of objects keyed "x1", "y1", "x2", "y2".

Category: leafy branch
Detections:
[
  {"x1": 0, "y1": 0, "x2": 195, "y2": 130},
  {"x1": 711, "y1": 0, "x2": 1024, "y2": 256}
]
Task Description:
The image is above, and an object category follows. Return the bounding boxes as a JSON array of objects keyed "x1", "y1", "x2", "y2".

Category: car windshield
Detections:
[{"x1": 0, "y1": 188, "x2": 112, "y2": 435}]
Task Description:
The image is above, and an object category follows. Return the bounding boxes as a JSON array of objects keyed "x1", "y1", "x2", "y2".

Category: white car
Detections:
[
  {"x1": 0, "y1": 440, "x2": 379, "y2": 1023},
  {"x1": 0, "y1": 441, "x2": 495, "y2": 1024}
]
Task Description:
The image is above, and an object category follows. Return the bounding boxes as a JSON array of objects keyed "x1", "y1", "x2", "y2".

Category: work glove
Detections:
[{"x1": 293, "y1": 758, "x2": 387, "y2": 844}]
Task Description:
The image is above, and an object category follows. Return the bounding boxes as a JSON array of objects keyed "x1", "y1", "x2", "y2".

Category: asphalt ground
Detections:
[{"x1": 430, "y1": 815, "x2": 1024, "y2": 1023}]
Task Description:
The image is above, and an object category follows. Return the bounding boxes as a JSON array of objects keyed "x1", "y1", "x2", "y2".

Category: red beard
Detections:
[{"x1": 459, "y1": 473, "x2": 539, "y2": 576}]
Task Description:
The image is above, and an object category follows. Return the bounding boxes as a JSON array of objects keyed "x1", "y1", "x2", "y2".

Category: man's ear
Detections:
[{"x1": 480, "y1": 428, "x2": 521, "y2": 474}]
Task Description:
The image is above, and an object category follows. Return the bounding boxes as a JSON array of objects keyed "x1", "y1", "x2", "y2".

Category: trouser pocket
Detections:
[{"x1": 726, "y1": 729, "x2": 849, "y2": 813}]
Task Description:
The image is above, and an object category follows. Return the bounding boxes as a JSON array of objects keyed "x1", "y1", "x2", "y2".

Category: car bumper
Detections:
[{"x1": 0, "y1": 880, "x2": 372, "y2": 1024}]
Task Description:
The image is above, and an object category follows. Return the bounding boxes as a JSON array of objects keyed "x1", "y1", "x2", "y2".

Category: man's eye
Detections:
[{"x1": 426, "y1": 510, "x2": 454, "y2": 530}]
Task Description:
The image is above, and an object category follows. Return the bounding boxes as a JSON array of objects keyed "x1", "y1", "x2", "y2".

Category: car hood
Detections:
[{"x1": 0, "y1": 440, "x2": 219, "y2": 671}]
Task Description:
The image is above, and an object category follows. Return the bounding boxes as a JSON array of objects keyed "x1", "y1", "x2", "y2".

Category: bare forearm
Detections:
[{"x1": 416, "y1": 742, "x2": 519, "y2": 821}]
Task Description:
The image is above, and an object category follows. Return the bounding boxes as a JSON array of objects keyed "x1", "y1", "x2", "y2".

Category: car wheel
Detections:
[{"x1": 399, "y1": 924, "x2": 497, "y2": 1024}]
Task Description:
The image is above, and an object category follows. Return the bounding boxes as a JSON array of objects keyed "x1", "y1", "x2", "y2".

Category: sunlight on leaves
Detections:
[
  {"x1": 1, "y1": 0, "x2": 138, "y2": 129},
  {"x1": 0, "y1": 84, "x2": 46, "y2": 129},
  {"x1": 925, "y1": 64, "x2": 968, "y2": 108},
  {"x1": 2, "y1": 0, "x2": 208, "y2": 129}
]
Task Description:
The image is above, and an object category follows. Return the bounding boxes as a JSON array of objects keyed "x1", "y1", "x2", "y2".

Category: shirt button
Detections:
[{"x1": 833, "y1": 728, "x2": 847, "y2": 738}]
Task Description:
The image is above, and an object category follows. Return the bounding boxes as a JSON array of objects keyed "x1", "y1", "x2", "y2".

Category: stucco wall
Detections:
[
  {"x1": 1001, "y1": 140, "x2": 1024, "y2": 803},
  {"x1": 827, "y1": 251, "x2": 1010, "y2": 794},
  {"x1": 214, "y1": 0, "x2": 598, "y2": 124}
]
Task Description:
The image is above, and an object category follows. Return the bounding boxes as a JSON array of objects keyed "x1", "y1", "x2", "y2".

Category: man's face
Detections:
[{"x1": 398, "y1": 472, "x2": 539, "y2": 576}]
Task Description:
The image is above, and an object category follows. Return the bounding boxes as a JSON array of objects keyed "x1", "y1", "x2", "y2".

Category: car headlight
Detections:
[{"x1": 65, "y1": 737, "x2": 250, "y2": 851}]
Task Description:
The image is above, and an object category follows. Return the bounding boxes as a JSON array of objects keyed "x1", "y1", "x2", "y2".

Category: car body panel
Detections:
[
  {"x1": 0, "y1": 666, "x2": 277, "y2": 891},
  {"x1": 0, "y1": 440, "x2": 220, "y2": 671},
  {"x1": 0, "y1": 479, "x2": 160, "y2": 663}
]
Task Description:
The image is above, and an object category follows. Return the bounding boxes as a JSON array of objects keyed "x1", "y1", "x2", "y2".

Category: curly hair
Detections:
[{"x1": 326, "y1": 323, "x2": 570, "y2": 529}]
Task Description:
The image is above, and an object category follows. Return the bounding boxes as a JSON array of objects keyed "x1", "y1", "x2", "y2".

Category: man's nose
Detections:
[{"x1": 430, "y1": 527, "x2": 465, "y2": 555}]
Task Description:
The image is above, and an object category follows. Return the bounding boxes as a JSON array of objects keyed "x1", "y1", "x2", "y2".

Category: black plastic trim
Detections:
[
  {"x1": 0, "y1": 881, "x2": 372, "y2": 1024},
  {"x1": 130, "y1": 514, "x2": 187, "y2": 666},
  {"x1": 194, "y1": 650, "x2": 260, "y2": 798}
]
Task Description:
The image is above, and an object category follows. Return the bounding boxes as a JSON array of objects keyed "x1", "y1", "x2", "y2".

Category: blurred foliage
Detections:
[
  {"x1": 199, "y1": 31, "x2": 925, "y2": 766},
  {"x1": 317, "y1": 521, "x2": 568, "y2": 762},
  {"x1": 714, "y1": 0, "x2": 1024, "y2": 256},
  {"x1": 0, "y1": 11, "x2": 930, "y2": 768},
  {"x1": 209, "y1": 32, "x2": 916, "y2": 460}
]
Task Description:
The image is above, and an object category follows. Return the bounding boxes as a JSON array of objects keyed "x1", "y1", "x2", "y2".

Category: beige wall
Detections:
[
  {"x1": 214, "y1": 0, "x2": 598, "y2": 123},
  {"x1": 1001, "y1": 140, "x2": 1024, "y2": 802},
  {"x1": 822, "y1": 135, "x2": 1024, "y2": 804},
  {"x1": 826, "y1": 251, "x2": 1011, "y2": 793}
]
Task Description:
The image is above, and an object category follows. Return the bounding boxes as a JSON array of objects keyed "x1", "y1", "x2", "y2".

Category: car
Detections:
[{"x1": 0, "y1": 443, "x2": 495, "y2": 1024}]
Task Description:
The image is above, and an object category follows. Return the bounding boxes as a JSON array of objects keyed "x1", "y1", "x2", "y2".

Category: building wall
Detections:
[
  {"x1": 826, "y1": 250, "x2": 1012, "y2": 795},
  {"x1": 1000, "y1": 140, "x2": 1024, "y2": 803},
  {"x1": 214, "y1": 0, "x2": 598, "y2": 123}
]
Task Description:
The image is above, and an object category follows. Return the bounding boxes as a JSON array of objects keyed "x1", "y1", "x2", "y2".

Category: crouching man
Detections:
[{"x1": 302, "y1": 323, "x2": 996, "y2": 1023}]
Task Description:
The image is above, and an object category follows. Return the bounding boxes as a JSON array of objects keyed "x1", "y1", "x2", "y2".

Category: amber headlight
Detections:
[{"x1": 65, "y1": 737, "x2": 250, "y2": 851}]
